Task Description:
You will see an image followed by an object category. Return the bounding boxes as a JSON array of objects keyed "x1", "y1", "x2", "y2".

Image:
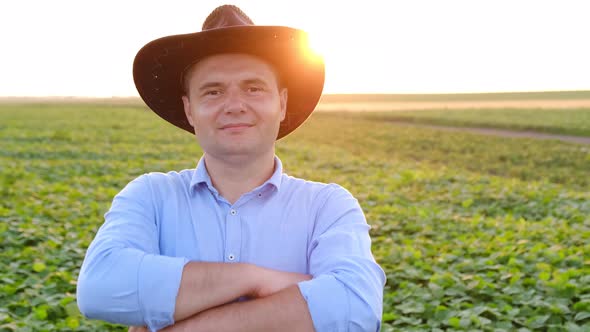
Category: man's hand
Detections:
[{"x1": 249, "y1": 268, "x2": 311, "y2": 298}]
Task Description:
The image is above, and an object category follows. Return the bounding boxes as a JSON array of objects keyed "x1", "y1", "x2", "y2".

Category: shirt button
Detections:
[
  {"x1": 230, "y1": 209, "x2": 237, "y2": 215},
  {"x1": 228, "y1": 254, "x2": 235, "y2": 261}
]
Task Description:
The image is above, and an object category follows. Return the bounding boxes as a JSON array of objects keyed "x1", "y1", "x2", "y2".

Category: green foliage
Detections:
[
  {"x1": 365, "y1": 108, "x2": 590, "y2": 137},
  {"x1": 1, "y1": 104, "x2": 589, "y2": 331}
]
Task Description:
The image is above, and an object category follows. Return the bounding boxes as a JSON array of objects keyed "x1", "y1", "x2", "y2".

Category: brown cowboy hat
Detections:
[{"x1": 133, "y1": 4, "x2": 325, "y2": 139}]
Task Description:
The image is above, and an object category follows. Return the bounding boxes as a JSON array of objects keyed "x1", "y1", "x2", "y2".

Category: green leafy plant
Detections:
[{"x1": 1, "y1": 104, "x2": 588, "y2": 331}]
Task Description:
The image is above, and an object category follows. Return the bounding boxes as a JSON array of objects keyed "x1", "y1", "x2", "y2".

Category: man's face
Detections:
[{"x1": 182, "y1": 54, "x2": 288, "y2": 160}]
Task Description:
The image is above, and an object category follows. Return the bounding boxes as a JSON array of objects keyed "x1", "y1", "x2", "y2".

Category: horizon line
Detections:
[{"x1": 1, "y1": 89, "x2": 590, "y2": 99}]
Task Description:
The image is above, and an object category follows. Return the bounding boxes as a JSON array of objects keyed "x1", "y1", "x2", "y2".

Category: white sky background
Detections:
[{"x1": 1, "y1": 0, "x2": 589, "y2": 96}]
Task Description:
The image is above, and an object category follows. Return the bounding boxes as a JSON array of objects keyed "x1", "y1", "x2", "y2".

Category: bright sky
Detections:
[{"x1": 2, "y1": 0, "x2": 589, "y2": 96}]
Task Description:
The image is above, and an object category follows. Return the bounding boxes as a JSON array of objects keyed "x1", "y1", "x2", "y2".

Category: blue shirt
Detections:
[{"x1": 77, "y1": 156, "x2": 385, "y2": 331}]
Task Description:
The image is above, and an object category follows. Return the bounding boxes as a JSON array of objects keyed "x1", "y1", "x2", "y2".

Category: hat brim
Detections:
[{"x1": 133, "y1": 26, "x2": 325, "y2": 139}]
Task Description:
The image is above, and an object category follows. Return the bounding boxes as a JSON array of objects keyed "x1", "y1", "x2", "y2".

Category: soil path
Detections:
[{"x1": 390, "y1": 121, "x2": 590, "y2": 145}]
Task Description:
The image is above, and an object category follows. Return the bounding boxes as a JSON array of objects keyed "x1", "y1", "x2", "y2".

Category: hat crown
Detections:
[{"x1": 202, "y1": 5, "x2": 254, "y2": 30}]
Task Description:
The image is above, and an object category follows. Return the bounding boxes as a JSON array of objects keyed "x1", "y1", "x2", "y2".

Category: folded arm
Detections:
[
  {"x1": 162, "y1": 285, "x2": 314, "y2": 332},
  {"x1": 161, "y1": 184, "x2": 385, "y2": 332},
  {"x1": 77, "y1": 175, "x2": 312, "y2": 331},
  {"x1": 77, "y1": 175, "x2": 187, "y2": 330},
  {"x1": 173, "y1": 261, "x2": 311, "y2": 322},
  {"x1": 296, "y1": 184, "x2": 386, "y2": 331}
]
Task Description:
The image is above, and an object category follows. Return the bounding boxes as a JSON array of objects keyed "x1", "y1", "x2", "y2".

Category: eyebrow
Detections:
[
  {"x1": 196, "y1": 78, "x2": 272, "y2": 93},
  {"x1": 198, "y1": 82, "x2": 224, "y2": 91},
  {"x1": 241, "y1": 78, "x2": 269, "y2": 87}
]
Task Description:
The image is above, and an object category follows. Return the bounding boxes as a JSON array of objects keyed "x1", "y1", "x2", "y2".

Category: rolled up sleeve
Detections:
[
  {"x1": 76, "y1": 175, "x2": 188, "y2": 331},
  {"x1": 298, "y1": 184, "x2": 386, "y2": 332}
]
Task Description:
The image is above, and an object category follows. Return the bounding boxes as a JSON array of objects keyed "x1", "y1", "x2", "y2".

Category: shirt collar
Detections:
[
  {"x1": 190, "y1": 155, "x2": 284, "y2": 194},
  {"x1": 190, "y1": 156, "x2": 215, "y2": 193},
  {"x1": 266, "y1": 155, "x2": 283, "y2": 191}
]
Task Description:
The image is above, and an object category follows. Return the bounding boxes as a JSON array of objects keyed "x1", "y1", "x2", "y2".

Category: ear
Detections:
[
  {"x1": 279, "y1": 88, "x2": 288, "y2": 121},
  {"x1": 182, "y1": 95, "x2": 195, "y2": 127}
]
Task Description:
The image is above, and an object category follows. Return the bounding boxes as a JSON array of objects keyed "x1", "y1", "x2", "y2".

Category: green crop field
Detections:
[
  {"x1": 1, "y1": 104, "x2": 589, "y2": 331},
  {"x1": 364, "y1": 108, "x2": 590, "y2": 137}
]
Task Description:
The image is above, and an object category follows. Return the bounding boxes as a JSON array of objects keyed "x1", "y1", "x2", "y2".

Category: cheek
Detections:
[
  {"x1": 194, "y1": 100, "x2": 224, "y2": 121},
  {"x1": 255, "y1": 98, "x2": 282, "y2": 116},
  {"x1": 193, "y1": 111, "x2": 218, "y2": 134}
]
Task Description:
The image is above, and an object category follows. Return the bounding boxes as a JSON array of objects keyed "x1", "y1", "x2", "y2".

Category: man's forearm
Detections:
[
  {"x1": 166, "y1": 285, "x2": 314, "y2": 332},
  {"x1": 173, "y1": 262, "x2": 310, "y2": 322},
  {"x1": 173, "y1": 262, "x2": 256, "y2": 322}
]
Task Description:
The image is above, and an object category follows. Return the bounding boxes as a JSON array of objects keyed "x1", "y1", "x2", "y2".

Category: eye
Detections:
[
  {"x1": 203, "y1": 89, "x2": 222, "y2": 97},
  {"x1": 247, "y1": 86, "x2": 264, "y2": 93}
]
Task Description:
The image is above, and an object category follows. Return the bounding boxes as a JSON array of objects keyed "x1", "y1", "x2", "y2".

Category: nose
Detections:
[{"x1": 223, "y1": 87, "x2": 246, "y2": 114}]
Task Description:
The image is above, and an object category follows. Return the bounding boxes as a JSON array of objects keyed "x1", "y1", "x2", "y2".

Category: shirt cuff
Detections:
[
  {"x1": 298, "y1": 274, "x2": 349, "y2": 332},
  {"x1": 137, "y1": 254, "x2": 189, "y2": 331}
]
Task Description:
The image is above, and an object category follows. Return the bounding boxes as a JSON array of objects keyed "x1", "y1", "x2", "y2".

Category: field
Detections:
[
  {"x1": 1, "y1": 102, "x2": 589, "y2": 331},
  {"x1": 317, "y1": 91, "x2": 590, "y2": 137},
  {"x1": 362, "y1": 108, "x2": 590, "y2": 137}
]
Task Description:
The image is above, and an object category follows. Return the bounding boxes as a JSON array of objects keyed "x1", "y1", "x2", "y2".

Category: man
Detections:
[{"x1": 77, "y1": 4, "x2": 385, "y2": 331}]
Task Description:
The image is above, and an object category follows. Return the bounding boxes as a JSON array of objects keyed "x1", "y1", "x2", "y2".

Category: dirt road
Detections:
[{"x1": 391, "y1": 121, "x2": 590, "y2": 145}]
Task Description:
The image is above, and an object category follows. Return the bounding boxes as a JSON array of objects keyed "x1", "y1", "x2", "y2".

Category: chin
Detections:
[{"x1": 217, "y1": 142, "x2": 258, "y2": 155}]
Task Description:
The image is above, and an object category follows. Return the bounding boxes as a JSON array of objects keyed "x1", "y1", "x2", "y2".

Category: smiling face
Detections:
[{"x1": 182, "y1": 54, "x2": 288, "y2": 161}]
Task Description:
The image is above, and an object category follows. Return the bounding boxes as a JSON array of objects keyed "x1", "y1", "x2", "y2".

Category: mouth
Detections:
[{"x1": 219, "y1": 123, "x2": 254, "y2": 130}]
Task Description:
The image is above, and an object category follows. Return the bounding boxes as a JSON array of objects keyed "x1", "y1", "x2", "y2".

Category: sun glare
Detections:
[
  {"x1": 1, "y1": 0, "x2": 588, "y2": 97},
  {"x1": 302, "y1": 31, "x2": 326, "y2": 63}
]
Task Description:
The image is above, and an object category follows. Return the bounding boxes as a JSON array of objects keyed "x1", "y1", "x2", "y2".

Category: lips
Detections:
[{"x1": 219, "y1": 123, "x2": 254, "y2": 130}]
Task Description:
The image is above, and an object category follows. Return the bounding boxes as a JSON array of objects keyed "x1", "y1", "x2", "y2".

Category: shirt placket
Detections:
[{"x1": 224, "y1": 207, "x2": 242, "y2": 263}]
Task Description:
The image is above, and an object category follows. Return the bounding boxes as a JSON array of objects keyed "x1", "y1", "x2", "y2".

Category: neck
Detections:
[{"x1": 204, "y1": 151, "x2": 276, "y2": 204}]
